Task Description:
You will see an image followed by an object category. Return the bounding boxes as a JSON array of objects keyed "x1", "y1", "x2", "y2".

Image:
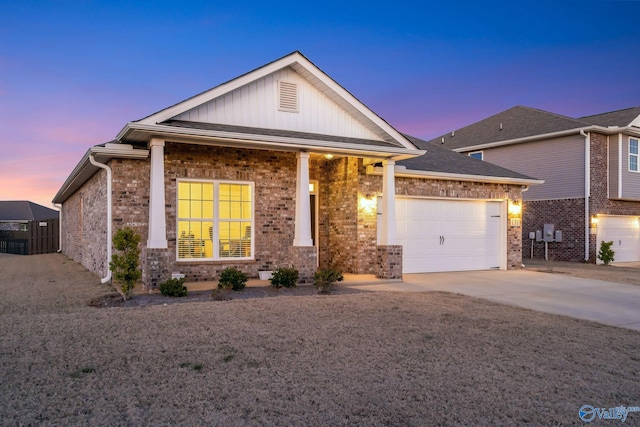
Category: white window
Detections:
[
  {"x1": 469, "y1": 151, "x2": 483, "y2": 160},
  {"x1": 177, "y1": 180, "x2": 253, "y2": 260},
  {"x1": 630, "y1": 138, "x2": 639, "y2": 172}
]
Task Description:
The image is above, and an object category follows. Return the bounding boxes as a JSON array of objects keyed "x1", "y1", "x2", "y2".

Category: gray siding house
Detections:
[{"x1": 430, "y1": 106, "x2": 640, "y2": 263}]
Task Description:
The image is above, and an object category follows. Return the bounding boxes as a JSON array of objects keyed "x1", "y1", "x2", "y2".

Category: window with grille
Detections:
[
  {"x1": 177, "y1": 180, "x2": 253, "y2": 260},
  {"x1": 630, "y1": 138, "x2": 639, "y2": 172}
]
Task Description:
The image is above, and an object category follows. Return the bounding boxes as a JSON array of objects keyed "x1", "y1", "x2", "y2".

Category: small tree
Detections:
[
  {"x1": 109, "y1": 228, "x2": 141, "y2": 301},
  {"x1": 597, "y1": 240, "x2": 615, "y2": 266}
]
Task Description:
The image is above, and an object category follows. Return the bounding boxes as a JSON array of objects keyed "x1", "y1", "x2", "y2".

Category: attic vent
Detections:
[{"x1": 278, "y1": 81, "x2": 298, "y2": 113}]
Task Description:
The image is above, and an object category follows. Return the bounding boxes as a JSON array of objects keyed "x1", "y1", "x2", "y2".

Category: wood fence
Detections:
[{"x1": 0, "y1": 219, "x2": 59, "y2": 255}]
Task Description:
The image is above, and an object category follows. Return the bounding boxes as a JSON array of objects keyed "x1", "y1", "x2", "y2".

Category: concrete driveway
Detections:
[{"x1": 346, "y1": 270, "x2": 640, "y2": 332}]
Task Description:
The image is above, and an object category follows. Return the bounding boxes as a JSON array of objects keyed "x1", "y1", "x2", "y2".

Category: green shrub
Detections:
[
  {"x1": 313, "y1": 268, "x2": 343, "y2": 294},
  {"x1": 159, "y1": 277, "x2": 188, "y2": 297},
  {"x1": 269, "y1": 267, "x2": 299, "y2": 288},
  {"x1": 211, "y1": 288, "x2": 231, "y2": 301},
  {"x1": 597, "y1": 240, "x2": 615, "y2": 266},
  {"x1": 108, "y1": 228, "x2": 141, "y2": 301},
  {"x1": 218, "y1": 267, "x2": 248, "y2": 291}
]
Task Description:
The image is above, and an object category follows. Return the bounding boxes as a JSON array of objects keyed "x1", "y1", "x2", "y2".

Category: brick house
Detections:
[
  {"x1": 53, "y1": 52, "x2": 541, "y2": 288},
  {"x1": 429, "y1": 105, "x2": 640, "y2": 263}
]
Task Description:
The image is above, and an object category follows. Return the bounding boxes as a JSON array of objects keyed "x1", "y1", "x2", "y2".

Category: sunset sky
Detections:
[{"x1": 1, "y1": 0, "x2": 639, "y2": 208}]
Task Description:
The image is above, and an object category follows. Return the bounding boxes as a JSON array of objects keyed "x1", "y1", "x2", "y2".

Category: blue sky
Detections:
[{"x1": 1, "y1": 0, "x2": 639, "y2": 207}]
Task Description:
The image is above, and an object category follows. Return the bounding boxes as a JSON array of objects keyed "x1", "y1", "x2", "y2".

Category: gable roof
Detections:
[
  {"x1": 580, "y1": 106, "x2": 640, "y2": 127},
  {"x1": 0, "y1": 201, "x2": 59, "y2": 221},
  {"x1": 117, "y1": 51, "x2": 422, "y2": 158},
  {"x1": 429, "y1": 105, "x2": 640, "y2": 151},
  {"x1": 396, "y1": 135, "x2": 541, "y2": 184},
  {"x1": 430, "y1": 106, "x2": 589, "y2": 150}
]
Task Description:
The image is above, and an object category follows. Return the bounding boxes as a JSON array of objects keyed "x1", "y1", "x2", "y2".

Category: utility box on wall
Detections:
[{"x1": 543, "y1": 223, "x2": 555, "y2": 243}]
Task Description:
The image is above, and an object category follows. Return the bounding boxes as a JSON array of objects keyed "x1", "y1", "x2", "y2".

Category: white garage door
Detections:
[
  {"x1": 597, "y1": 215, "x2": 640, "y2": 263},
  {"x1": 381, "y1": 198, "x2": 504, "y2": 273}
]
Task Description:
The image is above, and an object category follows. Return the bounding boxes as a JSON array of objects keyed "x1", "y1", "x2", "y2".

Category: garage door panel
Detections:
[
  {"x1": 597, "y1": 216, "x2": 640, "y2": 263},
  {"x1": 389, "y1": 198, "x2": 504, "y2": 274}
]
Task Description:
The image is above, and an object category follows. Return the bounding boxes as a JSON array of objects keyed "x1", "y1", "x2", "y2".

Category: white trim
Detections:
[
  {"x1": 293, "y1": 152, "x2": 313, "y2": 247},
  {"x1": 147, "y1": 139, "x2": 167, "y2": 249},
  {"x1": 581, "y1": 130, "x2": 590, "y2": 262},
  {"x1": 132, "y1": 52, "x2": 418, "y2": 151},
  {"x1": 379, "y1": 159, "x2": 397, "y2": 245},
  {"x1": 117, "y1": 122, "x2": 424, "y2": 160},
  {"x1": 176, "y1": 179, "x2": 255, "y2": 262},
  {"x1": 366, "y1": 165, "x2": 544, "y2": 186},
  {"x1": 468, "y1": 151, "x2": 483, "y2": 160},
  {"x1": 629, "y1": 137, "x2": 639, "y2": 173},
  {"x1": 452, "y1": 125, "x2": 640, "y2": 153},
  {"x1": 619, "y1": 134, "x2": 623, "y2": 199}
]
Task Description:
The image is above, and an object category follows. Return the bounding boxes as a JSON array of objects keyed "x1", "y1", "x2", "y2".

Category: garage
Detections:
[
  {"x1": 381, "y1": 197, "x2": 505, "y2": 273},
  {"x1": 596, "y1": 215, "x2": 640, "y2": 263}
]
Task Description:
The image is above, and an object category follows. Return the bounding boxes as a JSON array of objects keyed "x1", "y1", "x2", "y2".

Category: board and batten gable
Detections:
[
  {"x1": 481, "y1": 134, "x2": 585, "y2": 201},
  {"x1": 172, "y1": 66, "x2": 384, "y2": 142}
]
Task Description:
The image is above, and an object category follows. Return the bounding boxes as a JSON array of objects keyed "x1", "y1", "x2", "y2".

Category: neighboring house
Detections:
[
  {"x1": 0, "y1": 201, "x2": 59, "y2": 255},
  {"x1": 429, "y1": 105, "x2": 640, "y2": 263},
  {"x1": 53, "y1": 52, "x2": 541, "y2": 288}
]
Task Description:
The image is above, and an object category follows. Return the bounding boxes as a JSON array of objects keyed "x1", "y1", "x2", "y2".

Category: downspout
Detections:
[
  {"x1": 53, "y1": 203, "x2": 62, "y2": 252},
  {"x1": 88, "y1": 153, "x2": 112, "y2": 284},
  {"x1": 520, "y1": 186, "x2": 529, "y2": 265},
  {"x1": 581, "y1": 130, "x2": 590, "y2": 262}
]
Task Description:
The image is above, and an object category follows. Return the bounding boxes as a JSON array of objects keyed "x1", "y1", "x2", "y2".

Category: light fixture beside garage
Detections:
[
  {"x1": 508, "y1": 200, "x2": 522, "y2": 217},
  {"x1": 358, "y1": 193, "x2": 377, "y2": 215}
]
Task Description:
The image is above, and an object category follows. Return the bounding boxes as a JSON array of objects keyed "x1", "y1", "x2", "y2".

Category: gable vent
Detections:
[{"x1": 278, "y1": 81, "x2": 298, "y2": 113}]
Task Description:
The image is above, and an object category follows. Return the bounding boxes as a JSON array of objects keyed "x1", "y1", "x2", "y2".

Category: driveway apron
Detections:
[{"x1": 346, "y1": 270, "x2": 640, "y2": 331}]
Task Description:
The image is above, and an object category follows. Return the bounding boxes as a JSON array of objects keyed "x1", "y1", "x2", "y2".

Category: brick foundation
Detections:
[
  {"x1": 376, "y1": 245, "x2": 403, "y2": 279},
  {"x1": 141, "y1": 247, "x2": 172, "y2": 290},
  {"x1": 288, "y1": 246, "x2": 318, "y2": 283}
]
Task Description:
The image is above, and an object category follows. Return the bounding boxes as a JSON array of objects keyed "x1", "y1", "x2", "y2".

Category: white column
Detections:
[
  {"x1": 379, "y1": 159, "x2": 397, "y2": 245},
  {"x1": 293, "y1": 152, "x2": 313, "y2": 246},
  {"x1": 147, "y1": 138, "x2": 167, "y2": 248}
]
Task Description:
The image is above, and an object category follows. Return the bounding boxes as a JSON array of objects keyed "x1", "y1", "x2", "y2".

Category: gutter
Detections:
[
  {"x1": 117, "y1": 122, "x2": 425, "y2": 161},
  {"x1": 451, "y1": 125, "x2": 640, "y2": 153},
  {"x1": 581, "y1": 129, "x2": 590, "y2": 262},
  {"x1": 88, "y1": 154, "x2": 112, "y2": 284},
  {"x1": 52, "y1": 203, "x2": 62, "y2": 252},
  {"x1": 366, "y1": 165, "x2": 544, "y2": 186}
]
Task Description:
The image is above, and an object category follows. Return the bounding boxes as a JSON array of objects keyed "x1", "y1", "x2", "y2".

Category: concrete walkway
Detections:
[{"x1": 345, "y1": 270, "x2": 640, "y2": 332}]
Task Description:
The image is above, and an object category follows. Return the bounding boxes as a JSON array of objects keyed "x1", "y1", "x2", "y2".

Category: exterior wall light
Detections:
[
  {"x1": 358, "y1": 193, "x2": 377, "y2": 214},
  {"x1": 591, "y1": 215, "x2": 599, "y2": 226},
  {"x1": 508, "y1": 200, "x2": 522, "y2": 216}
]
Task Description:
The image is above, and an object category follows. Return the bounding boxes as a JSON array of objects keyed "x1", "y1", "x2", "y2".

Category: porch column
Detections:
[
  {"x1": 147, "y1": 138, "x2": 167, "y2": 248},
  {"x1": 379, "y1": 159, "x2": 397, "y2": 245},
  {"x1": 293, "y1": 152, "x2": 313, "y2": 247}
]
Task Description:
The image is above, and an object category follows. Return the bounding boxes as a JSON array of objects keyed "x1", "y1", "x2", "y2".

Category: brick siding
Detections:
[{"x1": 62, "y1": 145, "x2": 527, "y2": 287}]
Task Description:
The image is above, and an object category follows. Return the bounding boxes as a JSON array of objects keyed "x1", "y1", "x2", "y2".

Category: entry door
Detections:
[
  {"x1": 597, "y1": 215, "x2": 640, "y2": 263},
  {"x1": 380, "y1": 198, "x2": 504, "y2": 273}
]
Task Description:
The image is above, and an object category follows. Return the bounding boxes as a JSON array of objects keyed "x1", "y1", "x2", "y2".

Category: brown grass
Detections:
[{"x1": 1, "y1": 253, "x2": 639, "y2": 425}]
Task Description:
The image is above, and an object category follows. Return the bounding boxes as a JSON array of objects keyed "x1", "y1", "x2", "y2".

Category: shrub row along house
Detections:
[
  {"x1": 430, "y1": 106, "x2": 640, "y2": 263},
  {"x1": 53, "y1": 52, "x2": 542, "y2": 288}
]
